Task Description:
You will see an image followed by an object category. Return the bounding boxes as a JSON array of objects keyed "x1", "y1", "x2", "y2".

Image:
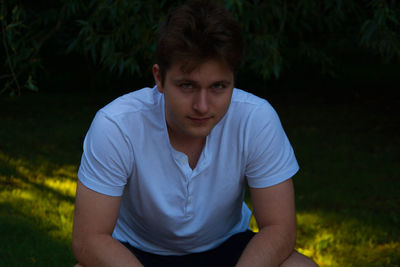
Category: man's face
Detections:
[{"x1": 153, "y1": 60, "x2": 234, "y2": 141}]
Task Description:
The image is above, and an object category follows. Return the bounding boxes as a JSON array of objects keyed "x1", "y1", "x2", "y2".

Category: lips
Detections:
[{"x1": 188, "y1": 116, "x2": 211, "y2": 123}]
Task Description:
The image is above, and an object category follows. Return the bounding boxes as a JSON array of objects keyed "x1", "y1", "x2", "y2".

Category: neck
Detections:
[
  {"x1": 167, "y1": 124, "x2": 206, "y2": 151},
  {"x1": 167, "y1": 125, "x2": 206, "y2": 169}
]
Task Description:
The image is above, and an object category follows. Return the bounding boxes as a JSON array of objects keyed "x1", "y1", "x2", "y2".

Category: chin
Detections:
[{"x1": 186, "y1": 128, "x2": 212, "y2": 139}]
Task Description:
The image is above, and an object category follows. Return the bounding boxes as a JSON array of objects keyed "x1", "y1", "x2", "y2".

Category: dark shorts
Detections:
[{"x1": 120, "y1": 230, "x2": 255, "y2": 267}]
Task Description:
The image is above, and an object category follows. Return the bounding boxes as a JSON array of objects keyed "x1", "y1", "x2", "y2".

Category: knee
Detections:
[{"x1": 280, "y1": 251, "x2": 318, "y2": 267}]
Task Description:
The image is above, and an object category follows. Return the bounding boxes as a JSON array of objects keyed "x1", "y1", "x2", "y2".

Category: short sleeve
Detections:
[
  {"x1": 245, "y1": 103, "x2": 299, "y2": 188},
  {"x1": 78, "y1": 111, "x2": 134, "y2": 196}
]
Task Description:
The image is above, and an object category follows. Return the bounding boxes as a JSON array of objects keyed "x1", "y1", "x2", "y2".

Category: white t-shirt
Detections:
[{"x1": 78, "y1": 86, "x2": 299, "y2": 255}]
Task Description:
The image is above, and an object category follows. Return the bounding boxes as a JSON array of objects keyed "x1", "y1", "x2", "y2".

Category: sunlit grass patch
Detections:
[
  {"x1": 0, "y1": 153, "x2": 77, "y2": 266},
  {"x1": 44, "y1": 167, "x2": 77, "y2": 198},
  {"x1": 296, "y1": 211, "x2": 400, "y2": 266},
  {"x1": 0, "y1": 156, "x2": 77, "y2": 236},
  {"x1": 247, "y1": 209, "x2": 400, "y2": 266},
  {"x1": 248, "y1": 214, "x2": 259, "y2": 233}
]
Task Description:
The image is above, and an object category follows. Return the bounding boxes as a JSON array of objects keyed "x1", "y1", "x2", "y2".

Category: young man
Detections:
[{"x1": 72, "y1": 1, "x2": 317, "y2": 266}]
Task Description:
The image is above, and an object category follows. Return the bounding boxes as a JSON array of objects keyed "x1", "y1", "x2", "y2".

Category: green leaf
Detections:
[{"x1": 26, "y1": 75, "x2": 38, "y2": 92}]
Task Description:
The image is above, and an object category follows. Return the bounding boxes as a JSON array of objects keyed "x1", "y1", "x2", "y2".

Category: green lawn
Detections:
[{"x1": 1, "y1": 90, "x2": 399, "y2": 266}]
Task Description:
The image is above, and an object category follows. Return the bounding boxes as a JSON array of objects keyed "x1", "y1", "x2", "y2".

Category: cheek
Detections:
[
  {"x1": 166, "y1": 94, "x2": 188, "y2": 116},
  {"x1": 215, "y1": 95, "x2": 232, "y2": 113}
]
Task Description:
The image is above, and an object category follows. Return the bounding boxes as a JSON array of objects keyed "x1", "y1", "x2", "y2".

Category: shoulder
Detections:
[
  {"x1": 100, "y1": 86, "x2": 161, "y2": 119},
  {"x1": 87, "y1": 86, "x2": 163, "y2": 143},
  {"x1": 216, "y1": 88, "x2": 283, "y2": 147},
  {"x1": 228, "y1": 88, "x2": 277, "y2": 121},
  {"x1": 231, "y1": 88, "x2": 267, "y2": 106}
]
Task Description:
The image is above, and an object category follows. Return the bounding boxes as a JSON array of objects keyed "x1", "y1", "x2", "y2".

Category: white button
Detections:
[
  {"x1": 181, "y1": 158, "x2": 187, "y2": 164},
  {"x1": 188, "y1": 196, "x2": 193, "y2": 202}
]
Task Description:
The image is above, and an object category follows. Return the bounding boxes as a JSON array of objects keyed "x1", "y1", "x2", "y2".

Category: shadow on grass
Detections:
[
  {"x1": 0, "y1": 202, "x2": 76, "y2": 266},
  {"x1": 0, "y1": 91, "x2": 101, "y2": 168}
]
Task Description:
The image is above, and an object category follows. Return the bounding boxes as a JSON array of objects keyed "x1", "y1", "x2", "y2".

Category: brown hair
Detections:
[{"x1": 156, "y1": 0, "x2": 243, "y2": 83}]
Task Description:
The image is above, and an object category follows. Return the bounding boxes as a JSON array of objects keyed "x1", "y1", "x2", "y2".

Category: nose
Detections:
[{"x1": 193, "y1": 89, "x2": 209, "y2": 114}]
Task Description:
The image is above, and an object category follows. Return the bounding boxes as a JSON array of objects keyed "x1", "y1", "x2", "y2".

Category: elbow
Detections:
[
  {"x1": 289, "y1": 229, "x2": 297, "y2": 251},
  {"x1": 287, "y1": 221, "x2": 297, "y2": 251},
  {"x1": 72, "y1": 237, "x2": 80, "y2": 261},
  {"x1": 277, "y1": 223, "x2": 297, "y2": 252},
  {"x1": 71, "y1": 234, "x2": 80, "y2": 256},
  {"x1": 72, "y1": 230, "x2": 86, "y2": 262}
]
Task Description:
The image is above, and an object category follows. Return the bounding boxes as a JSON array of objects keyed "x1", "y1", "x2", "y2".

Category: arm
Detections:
[
  {"x1": 236, "y1": 178, "x2": 297, "y2": 267},
  {"x1": 72, "y1": 180, "x2": 143, "y2": 267}
]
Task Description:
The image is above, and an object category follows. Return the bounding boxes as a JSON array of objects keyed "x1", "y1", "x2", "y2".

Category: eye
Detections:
[
  {"x1": 180, "y1": 83, "x2": 193, "y2": 90},
  {"x1": 212, "y1": 82, "x2": 226, "y2": 91}
]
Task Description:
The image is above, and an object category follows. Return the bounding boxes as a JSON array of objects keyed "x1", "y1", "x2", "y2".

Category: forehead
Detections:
[{"x1": 166, "y1": 59, "x2": 234, "y2": 82}]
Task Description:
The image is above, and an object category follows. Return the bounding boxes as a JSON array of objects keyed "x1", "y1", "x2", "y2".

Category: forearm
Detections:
[
  {"x1": 73, "y1": 234, "x2": 143, "y2": 267},
  {"x1": 236, "y1": 225, "x2": 296, "y2": 267}
]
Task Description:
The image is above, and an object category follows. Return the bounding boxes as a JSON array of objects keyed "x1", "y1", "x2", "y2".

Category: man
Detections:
[{"x1": 72, "y1": 1, "x2": 317, "y2": 266}]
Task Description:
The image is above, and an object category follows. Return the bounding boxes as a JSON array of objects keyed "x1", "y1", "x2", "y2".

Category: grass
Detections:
[
  {"x1": 0, "y1": 92, "x2": 99, "y2": 266},
  {"x1": 1, "y1": 89, "x2": 399, "y2": 266},
  {"x1": 275, "y1": 90, "x2": 400, "y2": 266}
]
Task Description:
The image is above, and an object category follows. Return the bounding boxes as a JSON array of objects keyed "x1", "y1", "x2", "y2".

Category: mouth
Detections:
[{"x1": 188, "y1": 116, "x2": 211, "y2": 123}]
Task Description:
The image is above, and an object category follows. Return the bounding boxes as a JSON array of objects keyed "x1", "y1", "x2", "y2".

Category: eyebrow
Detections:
[{"x1": 172, "y1": 79, "x2": 232, "y2": 87}]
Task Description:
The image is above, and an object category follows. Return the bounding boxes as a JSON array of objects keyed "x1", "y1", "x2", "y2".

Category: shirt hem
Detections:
[
  {"x1": 78, "y1": 169, "x2": 124, "y2": 197},
  {"x1": 247, "y1": 165, "x2": 299, "y2": 188}
]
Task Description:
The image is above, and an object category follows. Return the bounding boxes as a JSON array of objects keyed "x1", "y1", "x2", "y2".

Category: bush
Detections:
[{"x1": 1, "y1": 0, "x2": 399, "y2": 96}]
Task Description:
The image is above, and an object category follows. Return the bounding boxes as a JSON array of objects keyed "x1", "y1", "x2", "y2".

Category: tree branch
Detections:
[
  {"x1": 1, "y1": 2, "x2": 21, "y2": 96},
  {"x1": 0, "y1": 73, "x2": 12, "y2": 79},
  {"x1": 33, "y1": 5, "x2": 67, "y2": 58}
]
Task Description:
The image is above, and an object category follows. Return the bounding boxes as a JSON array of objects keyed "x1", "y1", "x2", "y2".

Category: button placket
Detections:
[
  {"x1": 181, "y1": 157, "x2": 187, "y2": 165},
  {"x1": 184, "y1": 178, "x2": 194, "y2": 217}
]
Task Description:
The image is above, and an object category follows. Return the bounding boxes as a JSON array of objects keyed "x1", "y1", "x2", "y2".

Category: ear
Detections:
[{"x1": 152, "y1": 64, "x2": 163, "y2": 93}]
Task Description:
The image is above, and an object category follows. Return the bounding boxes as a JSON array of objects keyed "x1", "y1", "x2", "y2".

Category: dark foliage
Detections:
[{"x1": 1, "y1": 0, "x2": 399, "y2": 95}]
